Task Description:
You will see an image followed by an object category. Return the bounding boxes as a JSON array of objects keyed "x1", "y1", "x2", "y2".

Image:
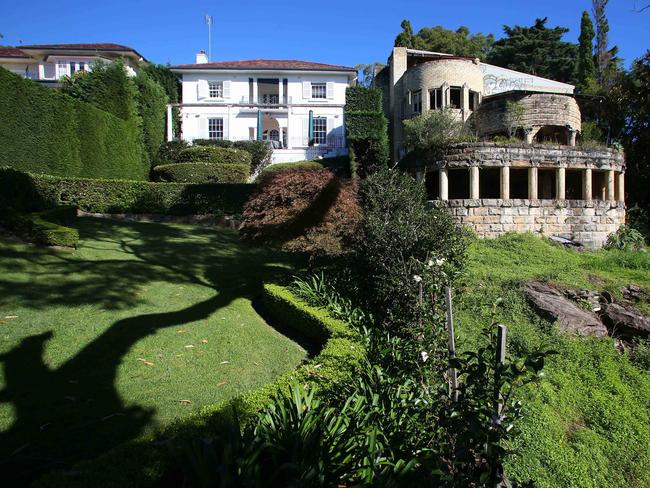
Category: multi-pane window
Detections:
[
  {"x1": 313, "y1": 117, "x2": 327, "y2": 144},
  {"x1": 209, "y1": 81, "x2": 223, "y2": 98},
  {"x1": 412, "y1": 90, "x2": 422, "y2": 114},
  {"x1": 208, "y1": 118, "x2": 224, "y2": 140},
  {"x1": 469, "y1": 91, "x2": 478, "y2": 110},
  {"x1": 430, "y1": 88, "x2": 443, "y2": 110},
  {"x1": 311, "y1": 82, "x2": 326, "y2": 99}
]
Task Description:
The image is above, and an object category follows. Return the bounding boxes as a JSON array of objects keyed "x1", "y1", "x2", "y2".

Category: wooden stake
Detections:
[
  {"x1": 495, "y1": 324, "x2": 507, "y2": 417},
  {"x1": 445, "y1": 286, "x2": 458, "y2": 401}
]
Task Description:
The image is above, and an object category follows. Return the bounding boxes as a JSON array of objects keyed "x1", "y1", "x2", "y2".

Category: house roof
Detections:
[
  {"x1": 0, "y1": 47, "x2": 31, "y2": 59},
  {"x1": 17, "y1": 43, "x2": 147, "y2": 62},
  {"x1": 171, "y1": 59, "x2": 357, "y2": 72}
]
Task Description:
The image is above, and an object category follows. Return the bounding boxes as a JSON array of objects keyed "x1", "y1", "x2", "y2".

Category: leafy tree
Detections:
[
  {"x1": 503, "y1": 100, "x2": 526, "y2": 138},
  {"x1": 592, "y1": 0, "x2": 611, "y2": 84},
  {"x1": 486, "y1": 18, "x2": 578, "y2": 83},
  {"x1": 403, "y1": 109, "x2": 475, "y2": 163},
  {"x1": 623, "y1": 52, "x2": 650, "y2": 214},
  {"x1": 394, "y1": 20, "x2": 494, "y2": 59},
  {"x1": 354, "y1": 62, "x2": 384, "y2": 88},
  {"x1": 142, "y1": 63, "x2": 181, "y2": 138},
  {"x1": 577, "y1": 11, "x2": 597, "y2": 90},
  {"x1": 134, "y1": 71, "x2": 168, "y2": 166}
]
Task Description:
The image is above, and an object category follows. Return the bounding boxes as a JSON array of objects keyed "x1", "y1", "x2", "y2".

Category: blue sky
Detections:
[{"x1": 1, "y1": 0, "x2": 648, "y2": 68}]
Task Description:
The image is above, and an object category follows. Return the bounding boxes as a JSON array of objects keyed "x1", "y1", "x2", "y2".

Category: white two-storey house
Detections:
[{"x1": 170, "y1": 52, "x2": 357, "y2": 163}]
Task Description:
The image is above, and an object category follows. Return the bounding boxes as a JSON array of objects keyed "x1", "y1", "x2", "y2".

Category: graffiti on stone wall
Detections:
[{"x1": 483, "y1": 74, "x2": 534, "y2": 96}]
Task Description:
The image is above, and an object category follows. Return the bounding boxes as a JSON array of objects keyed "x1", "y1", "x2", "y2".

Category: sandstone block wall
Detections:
[{"x1": 445, "y1": 199, "x2": 625, "y2": 248}]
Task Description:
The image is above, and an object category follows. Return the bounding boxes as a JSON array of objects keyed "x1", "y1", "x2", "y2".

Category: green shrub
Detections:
[
  {"x1": 178, "y1": 146, "x2": 252, "y2": 165},
  {"x1": 0, "y1": 167, "x2": 254, "y2": 216},
  {"x1": 134, "y1": 71, "x2": 168, "y2": 165},
  {"x1": 604, "y1": 225, "x2": 646, "y2": 251},
  {"x1": 0, "y1": 67, "x2": 147, "y2": 180},
  {"x1": 155, "y1": 140, "x2": 189, "y2": 165},
  {"x1": 0, "y1": 205, "x2": 79, "y2": 248},
  {"x1": 193, "y1": 139, "x2": 272, "y2": 174},
  {"x1": 345, "y1": 86, "x2": 383, "y2": 113},
  {"x1": 344, "y1": 86, "x2": 389, "y2": 176},
  {"x1": 152, "y1": 162, "x2": 250, "y2": 183},
  {"x1": 257, "y1": 160, "x2": 324, "y2": 180}
]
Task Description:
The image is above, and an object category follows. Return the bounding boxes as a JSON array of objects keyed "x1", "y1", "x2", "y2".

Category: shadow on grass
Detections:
[{"x1": 0, "y1": 217, "x2": 303, "y2": 485}]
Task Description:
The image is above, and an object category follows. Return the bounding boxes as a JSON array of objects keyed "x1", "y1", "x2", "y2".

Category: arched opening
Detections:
[
  {"x1": 534, "y1": 125, "x2": 570, "y2": 145},
  {"x1": 262, "y1": 115, "x2": 282, "y2": 147}
]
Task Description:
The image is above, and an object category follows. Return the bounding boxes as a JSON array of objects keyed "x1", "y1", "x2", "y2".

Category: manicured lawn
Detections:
[
  {"x1": 456, "y1": 233, "x2": 650, "y2": 487},
  {"x1": 0, "y1": 218, "x2": 307, "y2": 483}
]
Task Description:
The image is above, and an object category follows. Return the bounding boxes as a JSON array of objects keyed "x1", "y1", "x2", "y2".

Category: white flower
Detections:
[
  {"x1": 435, "y1": 258, "x2": 445, "y2": 266},
  {"x1": 420, "y1": 351, "x2": 429, "y2": 363},
  {"x1": 413, "y1": 275, "x2": 422, "y2": 283},
  {"x1": 427, "y1": 259, "x2": 434, "y2": 268}
]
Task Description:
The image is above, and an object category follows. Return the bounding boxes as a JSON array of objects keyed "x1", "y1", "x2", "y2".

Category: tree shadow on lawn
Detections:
[{"x1": 0, "y1": 217, "x2": 304, "y2": 485}]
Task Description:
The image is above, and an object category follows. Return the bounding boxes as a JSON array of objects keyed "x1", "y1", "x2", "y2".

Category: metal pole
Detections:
[
  {"x1": 445, "y1": 286, "x2": 458, "y2": 402},
  {"x1": 495, "y1": 324, "x2": 506, "y2": 417}
]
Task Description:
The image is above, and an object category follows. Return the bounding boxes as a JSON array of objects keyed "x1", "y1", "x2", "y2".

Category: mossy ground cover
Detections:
[
  {"x1": 456, "y1": 233, "x2": 650, "y2": 487},
  {"x1": 0, "y1": 218, "x2": 307, "y2": 484}
]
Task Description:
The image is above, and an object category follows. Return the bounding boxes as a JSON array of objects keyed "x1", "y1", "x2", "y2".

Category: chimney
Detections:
[{"x1": 196, "y1": 50, "x2": 208, "y2": 64}]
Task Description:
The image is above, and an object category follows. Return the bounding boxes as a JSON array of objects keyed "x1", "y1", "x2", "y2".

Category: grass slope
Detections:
[
  {"x1": 0, "y1": 218, "x2": 307, "y2": 483},
  {"x1": 456, "y1": 233, "x2": 650, "y2": 488}
]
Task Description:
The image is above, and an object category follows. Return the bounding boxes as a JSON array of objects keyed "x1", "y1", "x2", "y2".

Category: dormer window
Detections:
[{"x1": 209, "y1": 81, "x2": 223, "y2": 98}]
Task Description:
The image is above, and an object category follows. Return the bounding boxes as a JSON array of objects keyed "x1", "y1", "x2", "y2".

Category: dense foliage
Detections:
[
  {"x1": 394, "y1": 20, "x2": 495, "y2": 59},
  {"x1": 345, "y1": 86, "x2": 389, "y2": 177},
  {"x1": 402, "y1": 108, "x2": 475, "y2": 164},
  {"x1": 141, "y1": 63, "x2": 181, "y2": 137},
  {"x1": 0, "y1": 206, "x2": 79, "y2": 248},
  {"x1": 577, "y1": 11, "x2": 597, "y2": 90},
  {"x1": 192, "y1": 139, "x2": 273, "y2": 175},
  {"x1": 152, "y1": 162, "x2": 250, "y2": 183},
  {"x1": 486, "y1": 17, "x2": 578, "y2": 84},
  {"x1": 0, "y1": 167, "x2": 254, "y2": 216},
  {"x1": 0, "y1": 68, "x2": 146, "y2": 180},
  {"x1": 240, "y1": 169, "x2": 361, "y2": 256},
  {"x1": 177, "y1": 145, "x2": 252, "y2": 165},
  {"x1": 134, "y1": 71, "x2": 168, "y2": 166}
]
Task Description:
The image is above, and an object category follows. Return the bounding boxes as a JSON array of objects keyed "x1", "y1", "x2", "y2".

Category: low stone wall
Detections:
[{"x1": 443, "y1": 199, "x2": 625, "y2": 248}]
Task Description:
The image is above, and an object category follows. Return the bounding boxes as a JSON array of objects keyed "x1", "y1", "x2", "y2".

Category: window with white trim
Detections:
[
  {"x1": 313, "y1": 117, "x2": 327, "y2": 144},
  {"x1": 208, "y1": 118, "x2": 224, "y2": 140},
  {"x1": 412, "y1": 90, "x2": 422, "y2": 114},
  {"x1": 209, "y1": 81, "x2": 223, "y2": 98},
  {"x1": 311, "y1": 82, "x2": 326, "y2": 99}
]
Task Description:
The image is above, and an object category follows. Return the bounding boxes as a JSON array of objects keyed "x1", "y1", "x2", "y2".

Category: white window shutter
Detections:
[
  {"x1": 223, "y1": 117, "x2": 229, "y2": 140},
  {"x1": 326, "y1": 82, "x2": 334, "y2": 99},
  {"x1": 302, "y1": 118, "x2": 308, "y2": 146},
  {"x1": 303, "y1": 81, "x2": 311, "y2": 99},
  {"x1": 198, "y1": 117, "x2": 208, "y2": 139},
  {"x1": 197, "y1": 80, "x2": 208, "y2": 100},
  {"x1": 223, "y1": 81, "x2": 231, "y2": 99}
]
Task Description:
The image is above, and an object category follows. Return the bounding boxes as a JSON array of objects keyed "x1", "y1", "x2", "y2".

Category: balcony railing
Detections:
[{"x1": 239, "y1": 95, "x2": 292, "y2": 106}]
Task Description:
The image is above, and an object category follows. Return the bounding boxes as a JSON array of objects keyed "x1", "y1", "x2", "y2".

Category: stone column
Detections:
[
  {"x1": 556, "y1": 167, "x2": 566, "y2": 200},
  {"x1": 617, "y1": 172, "x2": 625, "y2": 203},
  {"x1": 524, "y1": 128, "x2": 534, "y2": 144},
  {"x1": 439, "y1": 168, "x2": 449, "y2": 201},
  {"x1": 501, "y1": 166, "x2": 510, "y2": 200},
  {"x1": 607, "y1": 169, "x2": 615, "y2": 202},
  {"x1": 583, "y1": 168, "x2": 592, "y2": 201},
  {"x1": 470, "y1": 166, "x2": 480, "y2": 199},
  {"x1": 528, "y1": 167, "x2": 538, "y2": 200}
]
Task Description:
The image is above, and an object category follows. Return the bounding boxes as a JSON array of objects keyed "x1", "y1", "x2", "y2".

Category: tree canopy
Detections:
[
  {"x1": 486, "y1": 17, "x2": 578, "y2": 83},
  {"x1": 394, "y1": 20, "x2": 495, "y2": 59}
]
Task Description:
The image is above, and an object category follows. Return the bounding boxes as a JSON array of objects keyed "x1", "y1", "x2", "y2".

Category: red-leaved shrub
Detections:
[{"x1": 240, "y1": 169, "x2": 361, "y2": 256}]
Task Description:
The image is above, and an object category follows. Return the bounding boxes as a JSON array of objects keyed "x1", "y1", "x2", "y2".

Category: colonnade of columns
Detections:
[{"x1": 436, "y1": 166, "x2": 625, "y2": 202}]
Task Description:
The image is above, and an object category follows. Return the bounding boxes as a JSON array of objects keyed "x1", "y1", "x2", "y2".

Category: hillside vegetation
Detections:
[{"x1": 456, "y1": 233, "x2": 650, "y2": 487}]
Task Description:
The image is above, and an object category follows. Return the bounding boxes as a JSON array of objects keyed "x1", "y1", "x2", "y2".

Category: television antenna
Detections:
[{"x1": 204, "y1": 15, "x2": 213, "y2": 62}]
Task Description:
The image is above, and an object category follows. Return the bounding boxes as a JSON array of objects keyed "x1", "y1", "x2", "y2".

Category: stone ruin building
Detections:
[{"x1": 376, "y1": 47, "x2": 625, "y2": 248}]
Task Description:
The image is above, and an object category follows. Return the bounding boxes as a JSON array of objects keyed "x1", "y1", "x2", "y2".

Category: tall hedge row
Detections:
[
  {"x1": 0, "y1": 68, "x2": 148, "y2": 180},
  {"x1": 344, "y1": 86, "x2": 389, "y2": 177},
  {"x1": 0, "y1": 168, "x2": 254, "y2": 216}
]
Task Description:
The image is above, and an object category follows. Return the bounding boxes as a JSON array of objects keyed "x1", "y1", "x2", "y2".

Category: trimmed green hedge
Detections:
[
  {"x1": 345, "y1": 111, "x2": 389, "y2": 140},
  {"x1": 345, "y1": 86, "x2": 383, "y2": 113},
  {"x1": 178, "y1": 146, "x2": 252, "y2": 165},
  {"x1": 1, "y1": 206, "x2": 79, "y2": 248},
  {"x1": 0, "y1": 67, "x2": 147, "y2": 180},
  {"x1": 193, "y1": 139, "x2": 273, "y2": 173},
  {"x1": 35, "y1": 284, "x2": 365, "y2": 487},
  {"x1": 257, "y1": 156, "x2": 352, "y2": 181},
  {"x1": 0, "y1": 168, "x2": 254, "y2": 216},
  {"x1": 153, "y1": 162, "x2": 250, "y2": 183}
]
